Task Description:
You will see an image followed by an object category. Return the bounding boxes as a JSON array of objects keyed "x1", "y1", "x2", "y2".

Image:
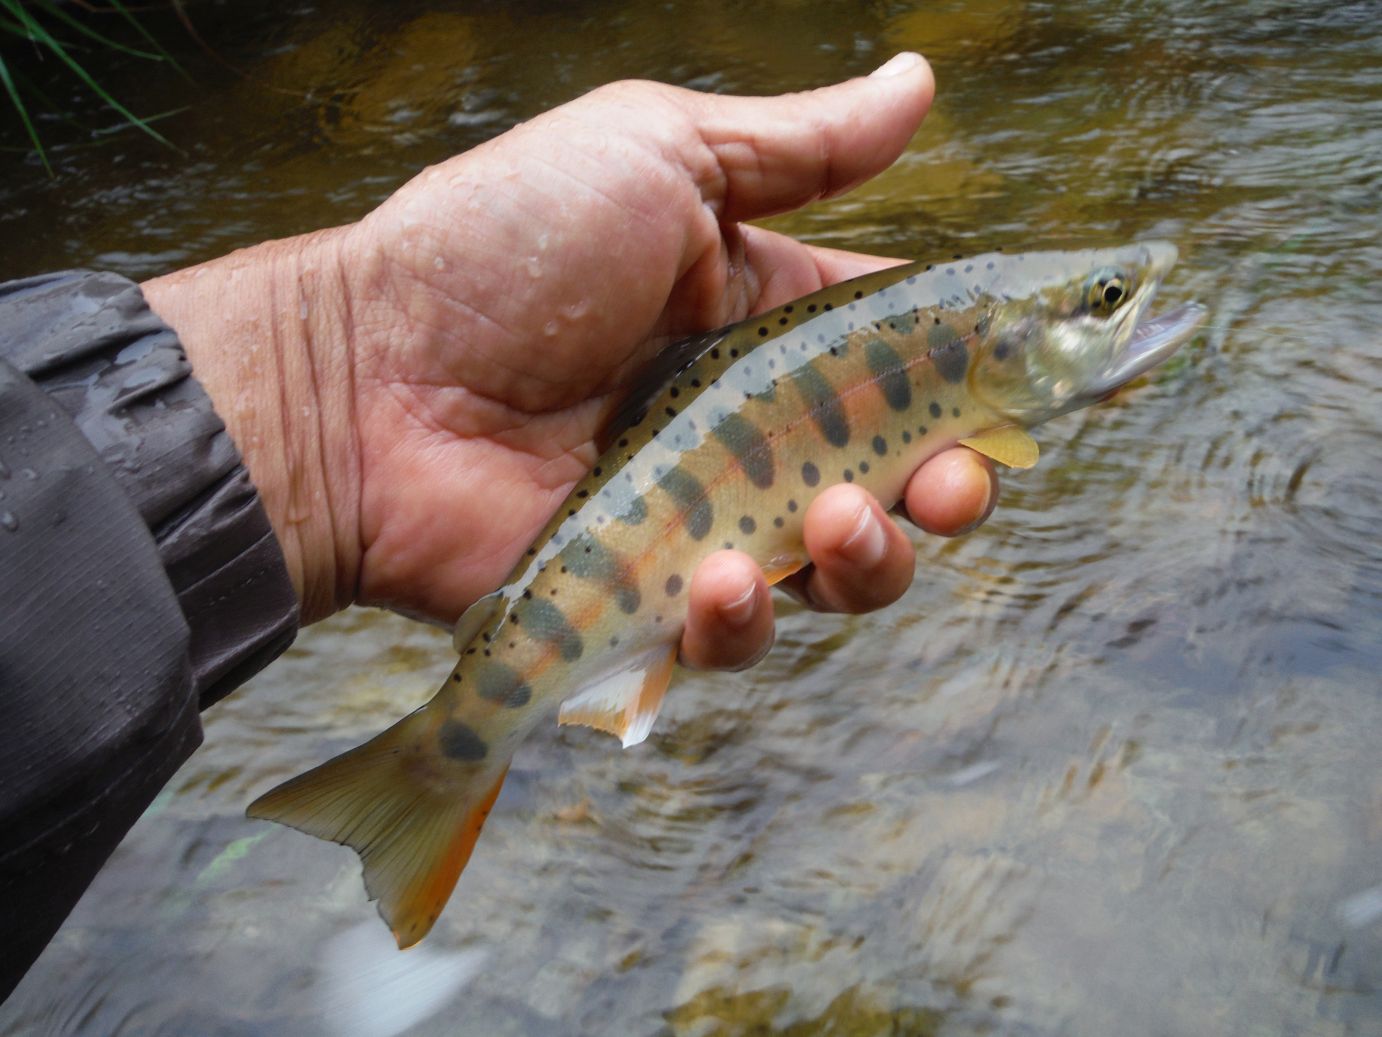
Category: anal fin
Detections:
[
  {"x1": 959, "y1": 426, "x2": 1040, "y2": 469},
  {"x1": 558, "y1": 646, "x2": 677, "y2": 748}
]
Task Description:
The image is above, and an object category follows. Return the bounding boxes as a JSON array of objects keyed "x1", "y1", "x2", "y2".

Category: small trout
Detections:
[{"x1": 249, "y1": 243, "x2": 1205, "y2": 946}]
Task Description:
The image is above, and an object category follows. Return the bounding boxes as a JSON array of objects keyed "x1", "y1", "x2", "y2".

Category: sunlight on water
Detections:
[{"x1": 2, "y1": 2, "x2": 1380, "y2": 1034}]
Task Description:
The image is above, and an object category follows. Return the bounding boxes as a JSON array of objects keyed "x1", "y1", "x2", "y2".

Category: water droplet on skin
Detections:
[
  {"x1": 433, "y1": 255, "x2": 446, "y2": 271},
  {"x1": 536, "y1": 232, "x2": 550, "y2": 253},
  {"x1": 543, "y1": 319, "x2": 560, "y2": 337},
  {"x1": 1, "y1": 512, "x2": 18, "y2": 532},
  {"x1": 525, "y1": 256, "x2": 542, "y2": 279},
  {"x1": 300, "y1": 299, "x2": 310, "y2": 320},
  {"x1": 20, "y1": 468, "x2": 37, "y2": 481}
]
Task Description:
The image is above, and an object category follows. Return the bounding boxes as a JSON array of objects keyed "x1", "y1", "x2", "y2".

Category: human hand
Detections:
[{"x1": 142, "y1": 52, "x2": 999, "y2": 669}]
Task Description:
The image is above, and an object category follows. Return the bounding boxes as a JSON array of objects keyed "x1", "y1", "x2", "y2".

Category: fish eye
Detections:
[{"x1": 1083, "y1": 270, "x2": 1129, "y2": 317}]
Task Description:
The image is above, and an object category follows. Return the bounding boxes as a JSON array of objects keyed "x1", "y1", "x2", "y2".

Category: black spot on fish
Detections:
[
  {"x1": 801, "y1": 461, "x2": 820, "y2": 487},
  {"x1": 844, "y1": 469, "x2": 854, "y2": 482},
  {"x1": 902, "y1": 430, "x2": 912, "y2": 444},
  {"x1": 787, "y1": 499, "x2": 798, "y2": 512},
  {"x1": 929, "y1": 401, "x2": 943, "y2": 419},
  {"x1": 439, "y1": 720, "x2": 489, "y2": 761},
  {"x1": 759, "y1": 326, "x2": 769, "y2": 336},
  {"x1": 865, "y1": 338, "x2": 912, "y2": 411},
  {"x1": 525, "y1": 599, "x2": 584, "y2": 661},
  {"x1": 475, "y1": 662, "x2": 533, "y2": 709},
  {"x1": 872, "y1": 435, "x2": 888, "y2": 456},
  {"x1": 576, "y1": 489, "x2": 588, "y2": 499},
  {"x1": 739, "y1": 515, "x2": 756, "y2": 535},
  {"x1": 665, "y1": 574, "x2": 683, "y2": 597},
  {"x1": 778, "y1": 316, "x2": 788, "y2": 326},
  {"x1": 791, "y1": 364, "x2": 850, "y2": 446},
  {"x1": 859, "y1": 461, "x2": 870, "y2": 474},
  {"x1": 928, "y1": 324, "x2": 969, "y2": 384},
  {"x1": 994, "y1": 339, "x2": 1011, "y2": 361},
  {"x1": 713, "y1": 412, "x2": 775, "y2": 489},
  {"x1": 952, "y1": 406, "x2": 961, "y2": 418},
  {"x1": 664, "y1": 406, "x2": 677, "y2": 418},
  {"x1": 807, "y1": 304, "x2": 817, "y2": 313},
  {"x1": 773, "y1": 516, "x2": 784, "y2": 528},
  {"x1": 659, "y1": 466, "x2": 713, "y2": 540}
]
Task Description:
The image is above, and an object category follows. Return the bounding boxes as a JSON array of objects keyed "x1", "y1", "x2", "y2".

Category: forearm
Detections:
[{"x1": 141, "y1": 227, "x2": 362, "y2": 623}]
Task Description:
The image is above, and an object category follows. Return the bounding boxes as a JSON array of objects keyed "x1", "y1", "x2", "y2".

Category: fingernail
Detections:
[
  {"x1": 870, "y1": 52, "x2": 921, "y2": 79},
  {"x1": 840, "y1": 503, "x2": 887, "y2": 568},
  {"x1": 719, "y1": 581, "x2": 759, "y2": 629}
]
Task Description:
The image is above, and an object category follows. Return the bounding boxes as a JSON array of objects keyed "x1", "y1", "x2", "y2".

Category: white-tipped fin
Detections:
[
  {"x1": 558, "y1": 646, "x2": 677, "y2": 748},
  {"x1": 453, "y1": 591, "x2": 505, "y2": 651},
  {"x1": 959, "y1": 426, "x2": 1040, "y2": 469}
]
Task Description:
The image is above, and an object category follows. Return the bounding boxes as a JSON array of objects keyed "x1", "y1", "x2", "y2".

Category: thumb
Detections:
[{"x1": 685, "y1": 52, "x2": 935, "y2": 223}]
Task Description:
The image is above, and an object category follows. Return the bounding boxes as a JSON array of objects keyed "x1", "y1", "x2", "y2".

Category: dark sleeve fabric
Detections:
[{"x1": 0, "y1": 271, "x2": 299, "y2": 1002}]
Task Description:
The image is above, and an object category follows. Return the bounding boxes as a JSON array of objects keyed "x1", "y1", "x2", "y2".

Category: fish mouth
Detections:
[{"x1": 1089, "y1": 300, "x2": 1207, "y2": 395}]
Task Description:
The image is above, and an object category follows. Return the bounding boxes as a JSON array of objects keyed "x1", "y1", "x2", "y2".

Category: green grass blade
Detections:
[
  {"x1": 32, "y1": 0, "x2": 163, "y2": 61},
  {"x1": 106, "y1": 0, "x2": 188, "y2": 79},
  {"x1": 9, "y1": 2, "x2": 175, "y2": 149},
  {"x1": 0, "y1": 51, "x2": 53, "y2": 175}
]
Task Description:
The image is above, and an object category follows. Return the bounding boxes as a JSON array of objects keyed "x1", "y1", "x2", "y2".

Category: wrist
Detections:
[{"x1": 142, "y1": 226, "x2": 362, "y2": 623}]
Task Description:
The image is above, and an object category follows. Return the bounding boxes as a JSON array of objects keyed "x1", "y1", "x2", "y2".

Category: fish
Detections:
[{"x1": 248, "y1": 241, "x2": 1206, "y2": 948}]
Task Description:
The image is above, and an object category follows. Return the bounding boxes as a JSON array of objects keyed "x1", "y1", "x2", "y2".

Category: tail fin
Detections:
[{"x1": 247, "y1": 709, "x2": 509, "y2": 949}]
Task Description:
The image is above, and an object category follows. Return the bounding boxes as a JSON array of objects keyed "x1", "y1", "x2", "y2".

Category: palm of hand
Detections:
[{"x1": 346, "y1": 84, "x2": 886, "y2": 621}]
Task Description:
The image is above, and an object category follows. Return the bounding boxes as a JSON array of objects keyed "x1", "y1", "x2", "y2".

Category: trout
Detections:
[{"x1": 249, "y1": 242, "x2": 1205, "y2": 947}]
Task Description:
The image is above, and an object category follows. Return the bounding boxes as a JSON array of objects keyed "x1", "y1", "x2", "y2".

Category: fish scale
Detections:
[{"x1": 248, "y1": 242, "x2": 1206, "y2": 949}]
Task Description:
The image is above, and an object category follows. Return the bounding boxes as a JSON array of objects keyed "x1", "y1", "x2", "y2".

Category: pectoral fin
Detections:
[
  {"x1": 558, "y1": 646, "x2": 678, "y2": 748},
  {"x1": 959, "y1": 426, "x2": 1040, "y2": 469}
]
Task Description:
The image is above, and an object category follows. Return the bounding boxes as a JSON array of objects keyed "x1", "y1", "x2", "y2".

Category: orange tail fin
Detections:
[{"x1": 247, "y1": 709, "x2": 509, "y2": 948}]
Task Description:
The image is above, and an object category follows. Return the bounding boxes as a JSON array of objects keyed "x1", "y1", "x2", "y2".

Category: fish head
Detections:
[{"x1": 967, "y1": 241, "x2": 1206, "y2": 425}]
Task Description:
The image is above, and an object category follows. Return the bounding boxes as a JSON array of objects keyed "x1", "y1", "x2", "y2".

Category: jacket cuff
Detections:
[{"x1": 1, "y1": 270, "x2": 299, "y2": 707}]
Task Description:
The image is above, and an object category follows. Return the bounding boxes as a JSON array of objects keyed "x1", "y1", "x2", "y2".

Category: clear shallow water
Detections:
[{"x1": 3, "y1": 2, "x2": 1380, "y2": 1034}]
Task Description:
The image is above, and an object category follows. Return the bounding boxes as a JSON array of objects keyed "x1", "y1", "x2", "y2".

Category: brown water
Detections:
[{"x1": 3, "y1": 2, "x2": 1380, "y2": 1034}]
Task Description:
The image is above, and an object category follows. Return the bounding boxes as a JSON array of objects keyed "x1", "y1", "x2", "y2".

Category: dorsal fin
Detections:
[
  {"x1": 959, "y1": 426, "x2": 1040, "y2": 469},
  {"x1": 453, "y1": 591, "x2": 505, "y2": 651},
  {"x1": 596, "y1": 327, "x2": 729, "y2": 454},
  {"x1": 558, "y1": 646, "x2": 678, "y2": 748}
]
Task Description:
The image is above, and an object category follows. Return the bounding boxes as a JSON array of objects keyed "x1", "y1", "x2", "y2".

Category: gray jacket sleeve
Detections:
[{"x1": 0, "y1": 270, "x2": 299, "y2": 1002}]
